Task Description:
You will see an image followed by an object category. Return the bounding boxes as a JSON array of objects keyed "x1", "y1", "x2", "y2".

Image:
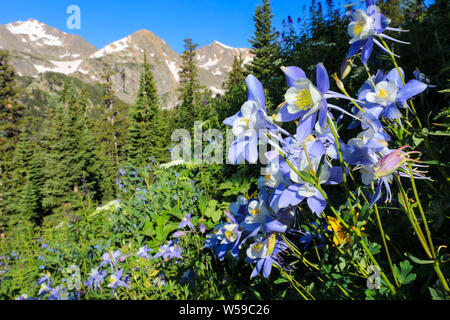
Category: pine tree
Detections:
[
  {"x1": 248, "y1": 1, "x2": 281, "y2": 82},
  {"x1": 127, "y1": 53, "x2": 167, "y2": 166},
  {"x1": 21, "y1": 153, "x2": 44, "y2": 222},
  {"x1": 225, "y1": 55, "x2": 247, "y2": 94},
  {"x1": 42, "y1": 86, "x2": 103, "y2": 213},
  {"x1": 0, "y1": 51, "x2": 24, "y2": 228},
  {"x1": 42, "y1": 99, "x2": 76, "y2": 213},
  {"x1": 1, "y1": 129, "x2": 34, "y2": 227},
  {"x1": 0, "y1": 51, "x2": 24, "y2": 145},
  {"x1": 177, "y1": 39, "x2": 202, "y2": 130}
]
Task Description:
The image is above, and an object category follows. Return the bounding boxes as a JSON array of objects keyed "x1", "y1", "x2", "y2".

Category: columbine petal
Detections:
[
  {"x1": 397, "y1": 80, "x2": 427, "y2": 102},
  {"x1": 279, "y1": 184, "x2": 305, "y2": 208},
  {"x1": 307, "y1": 192, "x2": 327, "y2": 215},
  {"x1": 281, "y1": 66, "x2": 306, "y2": 88},
  {"x1": 384, "y1": 104, "x2": 402, "y2": 119},
  {"x1": 246, "y1": 75, "x2": 266, "y2": 112},
  {"x1": 316, "y1": 63, "x2": 330, "y2": 94},
  {"x1": 275, "y1": 103, "x2": 304, "y2": 122},
  {"x1": 296, "y1": 112, "x2": 318, "y2": 144},
  {"x1": 361, "y1": 37, "x2": 374, "y2": 65},
  {"x1": 347, "y1": 40, "x2": 365, "y2": 58}
]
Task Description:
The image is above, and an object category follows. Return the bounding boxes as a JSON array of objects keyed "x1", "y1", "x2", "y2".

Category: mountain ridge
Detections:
[{"x1": 0, "y1": 18, "x2": 253, "y2": 108}]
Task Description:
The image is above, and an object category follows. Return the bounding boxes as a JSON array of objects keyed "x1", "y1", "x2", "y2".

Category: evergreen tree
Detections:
[
  {"x1": 42, "y1": 86, "x2": 103, "y2": 213},
  {"x1": 128, "y1": 53, "x2": 167, "y2": 166},
  {"x1": 0, "y1": 51, "x2": 24, "y2": 228},
  {"x1": 247, "y1": 0, "x2": 283, "y2": 110},
  {"x1": 1, "y1": 129, "x2": 35, "y2": 227},
  {"x1": 177, "y1": 39, "x2": 202, "y2": 130},
  {"x1": 42, "y1": 99, "x2": 76, "y2": 213},
  {"x1": 21, "y1": 153, "x2": 44, "y2": 222}
]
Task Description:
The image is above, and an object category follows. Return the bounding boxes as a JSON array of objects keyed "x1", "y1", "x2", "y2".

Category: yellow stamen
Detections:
[
  {"x1": 251, "y1": 209, "x2": 259, "y2": 215},
  {"x1": 304, "y1": 135, "x2": 316, "y2": 143},
  {"x1": 253, "y1": 243, "x2": 263, "y2": 252},
  {"x1": 377, "y1": 89, "x2": 388, "y2": 99},
  {"x1": 225, "y1": 230, "x2": 235, "y2": 240},
  {"x1": 353, "y1": 21, "x2": 364, "y2": 36},
  {"x1": 295, "y1": 88, "x2": 314, "y2": 111}
]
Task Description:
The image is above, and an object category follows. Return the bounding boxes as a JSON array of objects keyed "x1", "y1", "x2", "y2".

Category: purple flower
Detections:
[
  {"x1": 172, "y1": 230, "x2": 189, "y2": 238},
  {"x1": 224, "y1": 75, "x2": 278, "y2": 164},
  {"x1": 99, "y1": 249, "x2": 123, "y2": 269},
  {"x1": 276, "y1": 64, "x2": 358, "y2": 144},
  {"x1": 137, "y1": 244, "x2": 152, "y2": 260},
  {"x1": 48, "y1": 286, "x2": 70, "y2": 300},
  {"x1": 346, "y1": 0, "x2": 410, "y2": 64},
  {"x1": 154, "y1": 273, "x2": 166, "y2": 288},
  {"x1": 36, "y1": 271, "x2": 52, "y2": 287},
  {"x1": 84, "y1": 268, "x2": 107, "y2": 291},
  {"x1": 178, "y1": 214, "x2": 195, "y2": 230},
  {"x1": 153, "y1": 241, "x2": 183, "y2": 261},
  {"x1": 246, "y1": 234, "x2": 289, "y2": 279},
  {"x1": 107, "y1": 269, "x2": 130, "y2": 293},
  {"x1": 358, "y1": 68, "x2": 427, "y2": 120},
  {"x1": 272, "y1": 141, "x2": 345, "y2": 216}
]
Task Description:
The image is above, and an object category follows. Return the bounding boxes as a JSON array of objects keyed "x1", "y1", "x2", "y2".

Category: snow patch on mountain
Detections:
[
  {"x1": 166, "y1": 60, "x2": 180, "y2": 83},
  {"x1": 6, "y1": 19, "x2": 63, "y2": 46},
  {"x1": 91, "y1": 36, "x2": 131, "y2": 58},
  {"x1": 34, "y1": 59, "x2": 83, "y2": 75},
  {"x1": 199, "y1": 58, "x2": 220, "y2": 70}
]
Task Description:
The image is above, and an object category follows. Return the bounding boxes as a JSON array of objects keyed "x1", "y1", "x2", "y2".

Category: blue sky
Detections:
[{"x1": 0, "y1": 0, "x2": 434, "y2": 54}]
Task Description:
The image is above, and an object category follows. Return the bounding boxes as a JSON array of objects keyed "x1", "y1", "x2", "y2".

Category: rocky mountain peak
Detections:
[{"x1": 1, "y1": 19, "x2": 253, "y2": 108}]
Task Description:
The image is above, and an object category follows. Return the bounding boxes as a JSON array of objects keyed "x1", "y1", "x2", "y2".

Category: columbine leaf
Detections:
[{"x1": 394, "y1": 260, "x2": 417, "y2": 285}]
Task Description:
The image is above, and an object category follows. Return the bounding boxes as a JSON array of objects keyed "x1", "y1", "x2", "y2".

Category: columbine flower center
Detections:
[
  {"x1": 253, "y1": 243, "x2": 264, "y2": 252},
  {"x1": 251, "y1": 209, "x2": 259, "y2": 215},
  {"x1": 295, "y1": 88, "x2": 314, "y2": 111},
  {"x1": 377, "y1": 89, "x2": 389, "y2": 99},
  {"x1": 225, "y1": 230, "x2": 235, "y2": 241},
  {"x1": 353, "y1": 21, "x2": 365, "y2": 36}
]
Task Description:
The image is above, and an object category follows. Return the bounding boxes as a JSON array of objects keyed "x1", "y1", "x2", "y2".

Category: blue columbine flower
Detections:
[
  {"x1": 153, "y1": 241, "x2": 183, "y2": 261},
  {"x1": 84, "y1": 268, "x2": 107, "y2": 291},
  {"x1": 357, "y1": 68, "x2": 427, "y2": 120},
  {"x1": 137, "y1": 244, "x2": 152, "y2": 260},
  {"x1": 346, "y1": 0, "x2": 410, "y2": 64},
  {"x1": 107, "y1": 269, "x2": 130, "y2": 294},
  {"x1": 272, "y1": 140, "x2": 345, "y2": 215},
  {"x1": 246, "y1": 234, "x2": 289, "y2": 279},
  {"x1": 48, "y1": 286, "x2": 71, "y2": 300},
  {"x1": 178, "y1": 213, "x2": 195, "y2": 230},
  {"x1": 224, "y1": 75, "x2": 278, "y2": 164},
  {"x1": 276, "y1": 64, "x2": 359, "y2": 144},
  {"x1": 99, "y1": 249, "x2": 124, "y2": 269}
]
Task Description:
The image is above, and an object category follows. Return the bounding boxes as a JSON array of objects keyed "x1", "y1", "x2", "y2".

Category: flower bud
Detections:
[
  {"x1": 373, "y1": 146, "x2": 418, "y2": 179},
  {"x1": 340, "y1": 58, "x2": 353, "y2": 79}
]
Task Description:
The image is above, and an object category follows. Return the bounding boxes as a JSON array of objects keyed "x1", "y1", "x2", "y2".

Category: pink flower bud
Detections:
[{"x1": 373, "y1": 146, "x2": 419, "y2": 179}]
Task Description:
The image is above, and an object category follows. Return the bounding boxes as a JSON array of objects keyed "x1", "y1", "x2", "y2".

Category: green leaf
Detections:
[
  {"x1": 394, "y1": 260, "x2": 417, "y2": 285},
  {"x1": 316, "y1": 154, "x2": 326, "y2": 179}
]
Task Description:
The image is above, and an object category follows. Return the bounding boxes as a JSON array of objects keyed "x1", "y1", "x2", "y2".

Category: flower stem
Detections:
[
  {"x1": 373, "y1": 199, "x2": 399, "y2": 288},
  {"x1": 395, "y1": 176, "x2": 432, "y2": 258}
]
